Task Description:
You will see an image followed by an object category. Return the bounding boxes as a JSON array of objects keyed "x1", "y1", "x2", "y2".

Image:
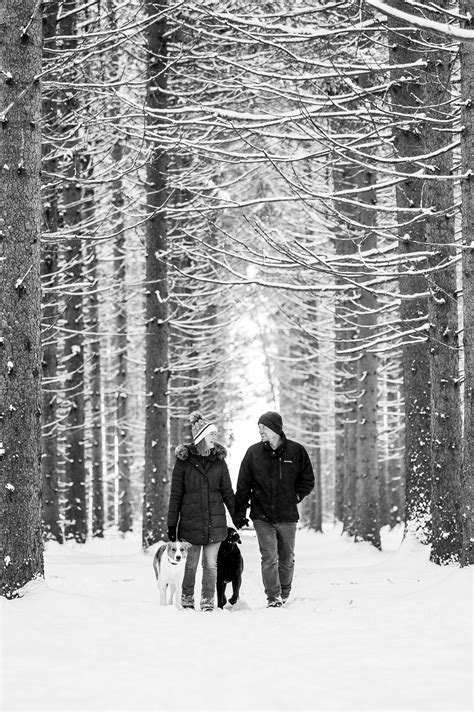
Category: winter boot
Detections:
[
  {"x1": 200, "y1": 598, "x2": 214, "y2": 612},
  {"x1": 266, "y1": 595, "x2": 283, "y2": 608},
  {"x1": 181, "y1": 594, "x2": 195, "y2": 610}
]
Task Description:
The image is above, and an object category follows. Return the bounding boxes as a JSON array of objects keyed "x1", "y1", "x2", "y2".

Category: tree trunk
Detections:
[
  {"x1": 388, "y1": 2, "x2": 432, "y2": 543},
  {"x1": 40, "y1": 0, "x2": 62, "y2": 544},
  {"x1": 104, "y1": 358, "x2": 117, "y2": 529},
  {"x1": 41, "y1": 239, "x2": 62, "y2": 542},
  {"x1": 387, "y1": 377, "x2": 405, "y2": 527},
  {"x1": 332, "y1": 165, "x2": 358, "y2": 535},
  {"x1": 378, "y1": 363, "x2": 391, "y2": 528},
  {"x1": 113, "y1": 145, "x2": 133, "y2": 534},
  {"x1": 62, "y1": 241, "x2": 86, "y2": 543},
  {"x1": 424, "y1": 4, "x2": 465, "y2": 564},
  {"x1": 0, "y1": 0, "x2": 44, "y2": 597},
  {"x1": 61, "y1": 1, "x2": 87, "y2": 542},
  {"x1": 305, "y1": 444, "x2": 323, "y2": 533},
  {"x1": 460, "y1": 1, "x2": 474, "y2": 565},
  {"x1": 353, "y1": 167, "x2": 380, "y2": 549},
  {"x1": 142, "y1": 1, "x2": 170, "y2": 548},
  {"x1": 86, "y1": 241, "x2": 104, "y2": 538},
  {"x1": 303, "y1": 303, "x2": 322, "y2": 533},
  {"x1": 105, "y1": 0, "x2": 133, "y2": 534}
]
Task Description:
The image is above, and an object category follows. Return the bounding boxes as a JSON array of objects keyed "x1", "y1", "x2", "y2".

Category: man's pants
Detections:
[
  {"x1": 253, "y1": 520, "x2": 297, "y2": 600},
  {"x1": 182, "y1": 541, "x2": 221, "y2": 605}
]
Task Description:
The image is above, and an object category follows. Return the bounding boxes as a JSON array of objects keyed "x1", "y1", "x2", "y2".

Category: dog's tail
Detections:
[{"x1": 153, "y1": 544, "x2": 166, "y2": 580}]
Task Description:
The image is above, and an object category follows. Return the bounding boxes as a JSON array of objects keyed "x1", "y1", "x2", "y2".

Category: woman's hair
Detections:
[{"x1": 195, "y1": 438, "x2": 212, "y2": 457}]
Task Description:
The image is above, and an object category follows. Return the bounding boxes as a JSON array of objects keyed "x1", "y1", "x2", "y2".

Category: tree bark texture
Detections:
[
  {"x1": 388, "y1": 1, "x2": 432, "y2": 543},
  {"x1": 0, "y1": 0, "x2": 44, "y2": 597},
  {"x1": 460, "y1": 1, "x2": 474, "y2": 565},
  {"x1": 142, "y1": 1, "x2": 170, "y2": 548},
  {"x1": 424, "y1": 5, "x2": 465, "y2": 564}
]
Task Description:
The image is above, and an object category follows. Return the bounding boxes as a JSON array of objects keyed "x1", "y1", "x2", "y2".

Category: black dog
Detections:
[{"x1": 216, "y1": 527, "x2": 244, "y2": 608}]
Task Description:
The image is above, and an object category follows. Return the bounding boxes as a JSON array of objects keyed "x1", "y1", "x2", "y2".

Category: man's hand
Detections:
[{"x1": 234, "y1": 516, "x2": 249, "y2": 529}]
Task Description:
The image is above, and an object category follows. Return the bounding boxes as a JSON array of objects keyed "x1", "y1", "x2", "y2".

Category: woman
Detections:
[{"x1": 167, "y1": 411, "x2": 235, "y2": 611}]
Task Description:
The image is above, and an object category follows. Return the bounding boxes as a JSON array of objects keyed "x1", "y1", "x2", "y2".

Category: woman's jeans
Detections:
[
  {"x1": 253, "y1": 520, "x2": 297, "y2": 600},
  {"x1": 182, "y1": 542, "x2": 221, "y2": 605}
]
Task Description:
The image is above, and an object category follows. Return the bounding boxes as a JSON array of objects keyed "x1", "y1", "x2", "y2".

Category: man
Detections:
[{"x1": 235, "y1": 411, "x2": 314, "y2": 608}]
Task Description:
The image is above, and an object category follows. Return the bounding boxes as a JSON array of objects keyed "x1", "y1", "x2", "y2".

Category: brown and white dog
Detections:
[{"x1": 153, "y1": 540, "x2": 191, "y2": 609}]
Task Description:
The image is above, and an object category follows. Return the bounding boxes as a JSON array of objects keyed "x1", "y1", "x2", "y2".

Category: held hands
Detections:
[
  {"x1": 167, "y1": 526, "x2": 177, "y2": 542},
  {"x1": 234, "y1": 516, "x2": 249, "y2": 530}
]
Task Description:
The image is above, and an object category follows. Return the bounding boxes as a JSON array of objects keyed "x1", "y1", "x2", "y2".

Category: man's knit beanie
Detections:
[
  {"x1": 190, "y1": 411, "x2": 216, "y2": 445},
  {"x1": 258, "y1": 411, "x2": 283, "y2": 436}
]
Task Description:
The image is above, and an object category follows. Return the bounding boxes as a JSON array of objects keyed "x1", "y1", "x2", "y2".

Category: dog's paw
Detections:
[{"x1": 229, "y1": 595, "x2": 238, "y2": 605}]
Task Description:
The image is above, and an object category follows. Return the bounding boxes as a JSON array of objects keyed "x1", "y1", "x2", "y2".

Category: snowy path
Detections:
[{"x1": 1, "y1": 526, "x2": 472, "y2": 712}]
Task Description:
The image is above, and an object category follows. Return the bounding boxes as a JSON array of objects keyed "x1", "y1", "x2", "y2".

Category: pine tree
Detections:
[
  {"x1": 459, "y1": 0, "x2": 474, "y2": 565},
  {"x1": 388, "y1": 2, "x2": 432, "y2": 543},
  {"x1": 142, "y1": 1, "x2": 170, "y2": 547},
  {"x1": 0, "y1": 0, "x2": 44, "y2": 597}
]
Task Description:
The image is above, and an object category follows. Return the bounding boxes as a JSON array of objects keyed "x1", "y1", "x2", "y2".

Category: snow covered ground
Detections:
[{"x1": 1, "y1": 525, "x2": 472, "y2": 712}]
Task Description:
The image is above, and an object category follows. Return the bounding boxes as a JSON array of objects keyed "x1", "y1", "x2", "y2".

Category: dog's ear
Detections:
[{"x1": 183, "y1": 541, "x2": 192, "y2": 550}]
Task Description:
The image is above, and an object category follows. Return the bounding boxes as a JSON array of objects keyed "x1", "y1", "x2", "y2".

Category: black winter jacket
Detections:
[
  {"x1": 167, "y1": 442, "x2": 235, "y2": 545},
  {"x1": 235, "y1": 433, "x2": 314, "y2": 524}
]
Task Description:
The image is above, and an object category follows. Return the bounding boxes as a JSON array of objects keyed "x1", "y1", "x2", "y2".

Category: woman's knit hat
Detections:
[
  {"x1": 258, "y1": 411, "x2": 283, "y2": 435},
  {"x1": 190, "y1": 411, "x2": 217, "y2": 445}
]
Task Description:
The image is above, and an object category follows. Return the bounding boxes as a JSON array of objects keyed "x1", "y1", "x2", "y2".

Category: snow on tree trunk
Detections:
[
  {"x1": 86, "y1": 240, "x2": 104, "y2": 538},
  {"x1": 113, "y1": 148, "x2": 133, "y2": 535},
  {"x1": 387, "y1": 376, "x2": 405, "y2": 527},
  {"x1": 424, "y1": 5, "x2": 465, "y2": 565},
  {"x1": 142, "y1": 2, "x2": 170, "y2": 548},
  {"x1": 103, "y1": 0, "x2": 133, "y2": 535},
  {"x1": 460, "y1": 3, "x2": 474, "y2": 565},
  {"x1": 0, "y1": 0, "x2": 44, "y2": 597},
  {"x1": 104, "y1": 361, "x2": 117, "y2": 528},
  {"x1": 388, "y1": 3, "x2": 432, "y2": 543}
]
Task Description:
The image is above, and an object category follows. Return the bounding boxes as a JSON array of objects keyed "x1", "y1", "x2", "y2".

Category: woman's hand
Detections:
[{"x1": 167, "y1": 526, "x2": 177, "y2": 542}]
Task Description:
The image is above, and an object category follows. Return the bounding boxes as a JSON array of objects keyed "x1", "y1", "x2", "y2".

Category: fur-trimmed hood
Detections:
[{"x1": 175, "y1": 442, "x2": 227, "y2": 461}]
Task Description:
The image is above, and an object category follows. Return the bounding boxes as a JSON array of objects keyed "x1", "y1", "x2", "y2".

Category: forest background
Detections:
[{"x1": 0, "y1": 0, "x2": 473, "y2": 599}]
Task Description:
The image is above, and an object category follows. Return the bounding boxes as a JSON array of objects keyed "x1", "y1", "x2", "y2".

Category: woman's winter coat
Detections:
[{"x1": 167, "y1": 442, "x2": 235, "y2": 546}]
